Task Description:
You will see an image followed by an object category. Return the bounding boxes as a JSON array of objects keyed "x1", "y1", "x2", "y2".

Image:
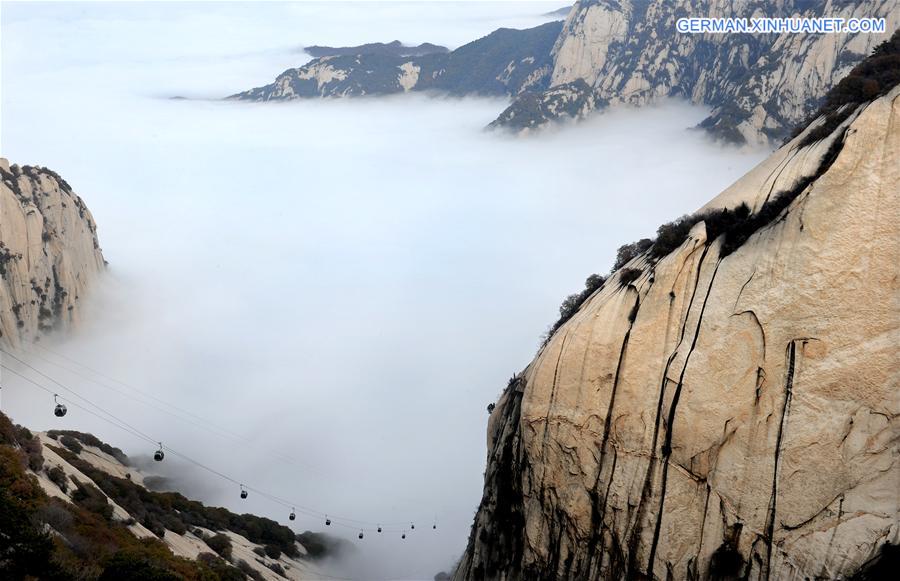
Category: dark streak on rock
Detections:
[
  {"x1": 762, "y1": 340, "x2": 798, "y2": 580},
  {"x1": 816, "y1": 495, "x2": 844, "y2": 579},
  {"x1": 692, "y1": 484, "x2": 713, "y2": 579},
  {"x1": 541, "y1": 329, "x2": 573, "y2": 454},
  {"x1": 627, "y1": 243, "x2": 712, "y2": 578},
  {"x1": 648, "y1": 256, "x2": 723, "y2": 576},
  {"x1": 584, "y1": 288, "x2": 640, "y2": 577}
]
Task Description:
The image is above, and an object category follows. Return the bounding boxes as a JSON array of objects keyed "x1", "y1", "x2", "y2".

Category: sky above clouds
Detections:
[{"x1": 1, "y1": 2, "x2": 769, "y2": 578}]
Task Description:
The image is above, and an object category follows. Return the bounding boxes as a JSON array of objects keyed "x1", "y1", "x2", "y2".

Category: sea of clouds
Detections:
[{"x1": 1, "y1": 2, "x2": 769, "y2": 578}]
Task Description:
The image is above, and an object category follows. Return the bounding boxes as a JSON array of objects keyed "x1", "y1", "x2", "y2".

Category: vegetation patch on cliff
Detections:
[
  {"x1": 544, "y1": 273, "x2": 606, "y2": 344},
  {"x1": 48, "y1": 443, "x2": 301, "y2": 558},
  {"x1": 0, "y1": 411, "x2": 44, "y2": 471},
  {"x1": 47, "y1": 429, "x2": 130, "y2": 465},
  {"x1": 544, "y1": 122, "x2": 849, "y2": 344}
]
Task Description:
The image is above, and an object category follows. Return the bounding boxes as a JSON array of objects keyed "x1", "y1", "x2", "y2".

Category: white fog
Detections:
[{"x1": 0, "y1": 2, "x2": 770, "y2": 579}]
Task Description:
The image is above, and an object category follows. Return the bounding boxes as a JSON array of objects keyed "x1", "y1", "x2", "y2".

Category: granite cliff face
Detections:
[
  {"x1": 230, "y1": 21, "x2": 563, "y2": 101},
  {"x1": 495, "y1": 0, "x2": 898, "y2": 143},
  {"x1": 454, "y1": 82, "x2": 899, "y2": 580},
  {"x1": 0, "y1": 160, "x2": 105, "y2": 348}
]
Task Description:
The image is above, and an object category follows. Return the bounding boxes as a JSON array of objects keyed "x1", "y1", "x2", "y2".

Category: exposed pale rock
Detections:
[
  {"x1": 550, "y1": 0, "x2": 630, "y2": 87},
  {"x1": 398, "y1": 62, "x2": 420, "y2": 91},
  {"x1": 37, "y1": 435, "x2": 157, "y2": 536},
  {"x1": 296, "y1": 58, "x2": 349, "y2": 92},
  {"x1": 0, "y1": 161, "x2": 105, "y2": 348},
  {"x1": 455, "y1": 86, "x2": 899, "y2": 580}
]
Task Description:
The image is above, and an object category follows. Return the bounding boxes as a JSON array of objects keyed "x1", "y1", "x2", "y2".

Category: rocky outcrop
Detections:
[
  {"x1": 35, "y1": 432, "x2": 331, "y2": 580},
  {"x1": 454, "y1": 84, "x2": 899, "y2": 580},
  {"x1": 0, "y1": 414, "x2": 334, "y2": 580},
  {"x1": 229, "y1": 21, "x2": 563, "y2": 100},
  {"x1": 489, "y1": 79, "x2": 602, "y2": 131},
  {"x1": 494, "y1": 0, "x2": 898, "y2": 143},
  {"x1": 0, "y1": 160, "x2": 105, "y2": 348}
]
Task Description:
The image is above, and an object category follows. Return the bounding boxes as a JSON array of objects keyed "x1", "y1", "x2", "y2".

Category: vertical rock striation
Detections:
[
  {"x1": 0, "y1": 159, "x2": 106, "y2": 348},
  {"x1": 456, "y1": 83, "x2": 899, "y2": 580}
]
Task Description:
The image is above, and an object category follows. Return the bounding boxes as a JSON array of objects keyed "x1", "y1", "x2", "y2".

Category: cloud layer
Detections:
[{"x1": 1, "y1": 2, "x2": 768, "y2": 578}]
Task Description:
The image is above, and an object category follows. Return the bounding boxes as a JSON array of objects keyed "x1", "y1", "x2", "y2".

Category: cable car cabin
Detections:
[
  {"x1": 154, "y1": 450, "x2": 165, "y2": 462},
  {"x1": 54, "y1": 403, "x2": 67, "y2": 417},
  {"x1": 410, "y1": 523, "x2": 415, "y2": 530},
  {"x1": 240, "y1": 490, "x2": 248, "y2": 499},
  {"x1": 289, "y1": 512, "x2": 296, "y2": 521},
  {"x1": 377, "y1": 526, "x2": 382, "y2": 533},
  {"x1": 358, "y1": 531, "x2": 364, "y2": 540},
  {"x1": 325, "y1": 518, "x2": 331, "y2": 526},
  {"x1": 433, "y1": 524, "x2": 437, "y2": 530},
  {"x1": 401, "y1": 533, "x2": 406, "y2": 539}
]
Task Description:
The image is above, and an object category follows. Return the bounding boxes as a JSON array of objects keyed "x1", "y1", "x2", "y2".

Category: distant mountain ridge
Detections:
[
  {"x1": 303, "y1": 40, "x2": 449, "y2": 58},
  {"x1": 230, "y1": 0, "x2": 896, "y2": 144},
  {"x1": 229, "y1": 21, "x2": 564, "y2": 100}
]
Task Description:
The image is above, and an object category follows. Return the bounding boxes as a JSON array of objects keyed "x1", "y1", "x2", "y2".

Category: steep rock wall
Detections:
[
  {"x1": 0, "y1": 159, "x2": 106, "y2": 348},
  {"x1": 456, "y1": 86, "x2": 899, "y2": 580}
]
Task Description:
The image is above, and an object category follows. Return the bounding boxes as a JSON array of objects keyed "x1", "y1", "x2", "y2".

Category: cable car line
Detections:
[
  {"x1": 32, "y1": 341, "x2": 231, "y2": 423},
  {"x1": 1, "y1": 365, "x2": 160, "y2": 446},
  {"x1": 5, "y1": 345, "x2": 433, "y2": 523},
  {"x1": 6, "y1": 362, "x2": 417, "y2": 532},
  {"x1": 1, "y1": 350, "x2": 160, "y2": 444},
  {"x1": 240, "y1": 482, "x2": 415, "y2": 529},
  {"x1": 23, "y1": 344, "x2": 249, "y2": 441},
  {"x1": 15, "y1": 345, "x2": 390, "y2": 486},
  {"x1": 0, "y1": 358, "x2": 437, "y2": 535},
  {"x1": 4, "y1": 358, "x2": 412, "y2": 528}
]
